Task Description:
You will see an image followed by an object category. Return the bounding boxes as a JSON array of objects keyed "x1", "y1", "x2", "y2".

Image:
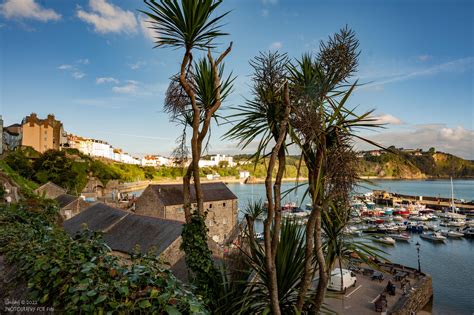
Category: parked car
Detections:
[{"x1": 327, "y1": 268, "x2": 357, "y2": 292}]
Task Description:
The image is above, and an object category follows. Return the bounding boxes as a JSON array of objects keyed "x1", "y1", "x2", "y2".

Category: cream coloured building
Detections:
[{"x1": 21, "y1": 113, "x2": 64, "y2": 153}]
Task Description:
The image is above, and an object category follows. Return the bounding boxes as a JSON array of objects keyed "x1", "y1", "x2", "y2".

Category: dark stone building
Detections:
[{"x1": 134, "y1": 182, "x2": 238, "y2": 244}]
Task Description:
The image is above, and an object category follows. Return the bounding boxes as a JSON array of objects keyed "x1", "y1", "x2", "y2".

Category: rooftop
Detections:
[
  {"x1": 145, "y1": 182, "x2": 237, "y2": 206},
  {"x1": 63, "y1": 203, "x2": 182, "y2": 255}
]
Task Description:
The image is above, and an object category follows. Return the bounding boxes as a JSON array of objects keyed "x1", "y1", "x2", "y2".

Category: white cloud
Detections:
[
  {"x1": 0, "y1": 0, "x2": 61, "y2": 21},
  {"x1": 129, "y1": 61, "x2": 146, "y2": 70},
  {"x1": 96, "y1": 77, "x2": 119, "y2": 84},
  {"x1": 261, "y1": 9, "x2": 269, "y2": 17},
  {"x1": 58, "y1": 64, "x2": 72, "y2": 70},
  {"x1": 77, "y1": 58, "x2": 90, "y2": 65},
  {"x1": 140, "y1": 17, "x2": 156, "y2": 42},
  {"x1": 269, "y1": 41, "x2": 282, "y2": 50},
  {"x1": 361, "y1": 124, "x2": 474, "y2": 159},
  {"x1": 417, "y1": 55, "x2": 432, "y2": 62},
  {"x1": 372, "y1": 114, "x2": 403, "y2": 125},
  {"x1": 262, "y1": 0, "x2": 278, "y2": 4},
  {"x1": 72, "y1": 71, "x2": 85, "y2": 79},
  {"x1": 77, "y1": 0, "x2": 138, "y2": 34},
  {"x1": 112, "y1": 82, "x2": 139, "y2": 94}
]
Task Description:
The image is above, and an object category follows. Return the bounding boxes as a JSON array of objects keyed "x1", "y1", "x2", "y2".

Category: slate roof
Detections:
[
  {"x1": 63, "y1": 203, "x2": 183, "y2": 255},
  {"x1": 55, "y1": 194, "x2": 78, "y2": 208},
  {"x1": 104, "y1": 214, "x2": 182, "y2": 254},
  {"x1": 63, "y1": 203, "x2": 128, "y2": 234},
  {"x1": 146, "y1": 182, "x2": 237, "y2": 206}
]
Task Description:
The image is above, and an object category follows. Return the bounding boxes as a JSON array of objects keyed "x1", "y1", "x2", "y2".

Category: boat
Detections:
[
  {"x1": 371, "y1": 236, "x2": 396, "y2": 245},
  {"x1": 462, "y1": 227, "x2": 474, "y2": 238},
  {"x1": 439, "y1": 230, "x2": 464, "y2": 238},
  {"x1": 388, "y1": 233, "x2": 410, "y2": 242},
  {"x1": 393, "y1": 215, "x2": 404, "y2": 222},
  {"x1": 409, "y1": 215, "x2": 429, "y2": 221},
  {"x1": 420, "y1": 232, "x2": 447, "y2": 242}
]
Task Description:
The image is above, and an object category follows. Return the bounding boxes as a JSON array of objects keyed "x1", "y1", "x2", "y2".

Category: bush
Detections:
[
  {"x1": 4, "y1": 150, "x2": 34, "y2": 179},
  {"x1": 0, "y1": 201, "x2": 208, "y2": 314}
]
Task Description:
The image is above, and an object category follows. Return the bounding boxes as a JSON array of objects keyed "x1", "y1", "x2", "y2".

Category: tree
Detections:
[
  {"x1": 33, "y1": 150, "x2": 79, "y2": 192},
  {"x1": 288, "y1": 27, "x2": 380, "y2": 312},
  {"x1": 225, "y1": 51, "x2": 291, "y2": 314},
  {"x1": 142, "y1": 0, "x2": 233, "y2": 305}
]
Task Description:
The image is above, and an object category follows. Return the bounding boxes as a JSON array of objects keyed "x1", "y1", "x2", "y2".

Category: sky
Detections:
[{"x1": 0, "y1": 0, "x2": 473, "y2": 159}]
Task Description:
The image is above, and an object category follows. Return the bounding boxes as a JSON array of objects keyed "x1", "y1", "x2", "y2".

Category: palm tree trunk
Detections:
[{"x1": 313, "y1": 204, "x2": 328, "y2": 313}]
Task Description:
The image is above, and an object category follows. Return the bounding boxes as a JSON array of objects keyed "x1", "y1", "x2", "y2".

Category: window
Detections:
[
  {"x1": 177, "y1": 207, "x2": 184, "y2": 214},
  {"x1": 223, "y1": 202, "x2": 226, "y2": 207},
  {"x1": 209, "y1": 203, "x2": 213, "y2": 209}
]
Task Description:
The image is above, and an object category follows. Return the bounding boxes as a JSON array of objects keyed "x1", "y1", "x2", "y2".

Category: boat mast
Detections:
[{"x1": 450, "y1": 177, "x2": 455, "y2": 213}]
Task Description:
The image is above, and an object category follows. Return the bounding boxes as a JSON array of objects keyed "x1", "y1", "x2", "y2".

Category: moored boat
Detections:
[
  {"x1": 372, "y1": 236, "x2": 396, "y2": 245},
  {"x1": 389, "y1": 233, "x2": 410, "y2": 242},
  {"x1": 440, "y1": 230, "x2": 464, "y2": 238},
  {"x1": 420, "y1": 232, "x2": 446, "y2": 242}
]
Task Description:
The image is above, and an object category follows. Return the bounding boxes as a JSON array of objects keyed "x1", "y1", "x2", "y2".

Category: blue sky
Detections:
[{"x1": 1, "y1": 0, "x2": 473, "y2": 158}]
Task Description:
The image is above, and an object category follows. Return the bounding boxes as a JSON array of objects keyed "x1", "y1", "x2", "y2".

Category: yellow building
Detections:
[{"x1": 21, "y1": 113, "x2": 64, "y2": 153}]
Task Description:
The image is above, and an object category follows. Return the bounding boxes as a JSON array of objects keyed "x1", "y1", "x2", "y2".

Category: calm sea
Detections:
[{"x1": 226, "y1": 179, "x2": 474, "y2": 315}]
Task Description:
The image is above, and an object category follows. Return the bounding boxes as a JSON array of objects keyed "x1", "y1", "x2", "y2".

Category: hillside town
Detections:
[{"x1": 1, "y1": 113, "x2": 240, "y2": 168}]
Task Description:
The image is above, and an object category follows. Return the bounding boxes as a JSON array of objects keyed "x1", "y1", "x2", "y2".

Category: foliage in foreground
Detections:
[{"x1": 0, "y1": 200, "x2": 207, "y2": 314}]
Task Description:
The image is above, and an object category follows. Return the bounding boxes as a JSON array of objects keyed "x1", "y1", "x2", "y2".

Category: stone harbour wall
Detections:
[{"x1": 389, "y1": 275, "x2": 433, "y2": 315}]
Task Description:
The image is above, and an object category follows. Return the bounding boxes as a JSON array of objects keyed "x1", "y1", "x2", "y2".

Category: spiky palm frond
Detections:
[
  {"x1": 164, "y1": 58, "x2": 234, "y2": 127},
  {"x1": 141, "y1": 0, "x2": 229, "y2": 49},
  {"x1": 224, "y1": 51, "x2": 289, "y2": 162},
  {"x1": 240, "y1": 219, "x2": 310, "y2": 314}
]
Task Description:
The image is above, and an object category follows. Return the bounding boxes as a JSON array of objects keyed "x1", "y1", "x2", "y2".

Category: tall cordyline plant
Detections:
[
  {"x1": 225, "y1": 51, "x2": 291, "y2": 314},
  {"x1": 288, "y1": 27, "x2": 380, "y2": 313},
  {"x1": 141, "y1": 0, "x2": 233, "y2": 305}
]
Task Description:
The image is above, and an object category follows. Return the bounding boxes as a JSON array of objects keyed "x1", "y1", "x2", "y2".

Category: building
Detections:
[
  {"x1": 141, "y1": 155, "x2": 173, "y2": 167},
  {"x1": 34, "y1": 181, "x2": 67, "y2": 199},
  {"x1": 68, "y1": 134, "x2": 140, "y2": 165},
  {"x1": 63, "y1": 202, "x2": 224, "y2": 282},
  {"x1": 63, "y1": 203, "x2": 184, "y2": 265},
  {"x1": 134, "y1": 182, "x2": 238, "y2": 244},
  {"x1": 239, "y1": 171, "x2": 250, "y2": 179},
  {"x1": 21, "y1": 113, "x2": 65, "y2": 153},
  {"x1": 199, "y1": 154, "x2": 236, "y2": 168},
  {"x1": 54, "y1": 194, "x2": 89, "y2": 220},
  {"x1": 3, "y1": 123, "x2": 22, "y2": 151}
]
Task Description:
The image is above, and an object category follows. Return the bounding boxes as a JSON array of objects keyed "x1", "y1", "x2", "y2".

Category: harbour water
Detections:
[{"x1": 227, "y1": 179, "x2": 474, "y2": 315}]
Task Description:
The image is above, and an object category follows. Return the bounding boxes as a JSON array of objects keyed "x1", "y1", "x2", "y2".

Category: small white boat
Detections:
[
  {"x1": 393, "y1": 215, "x2": 404, "y2": 222},
  {"x1": 389, "y1": 233, "x2": 410, "y2": 242},
  {"x1": 410, "y1": 215, "x2": 429, "y2": 221},
  {"x1": 420, "y1": 232, "x2": 446, "y2": 242},
  {"x1": 447, "y1": 220, "x2": 465, "y2": 227},
  {"x1": 440, "y1": 230, "x2": 464, "y2": 238},
  {"x1": 372, "y1": 236, "x2": 396, "y2": 245}
]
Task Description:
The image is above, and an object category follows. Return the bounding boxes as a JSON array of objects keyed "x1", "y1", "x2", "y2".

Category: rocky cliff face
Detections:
[{"x1": 358, "y1": 151, "x2": 474, "y2": 179}]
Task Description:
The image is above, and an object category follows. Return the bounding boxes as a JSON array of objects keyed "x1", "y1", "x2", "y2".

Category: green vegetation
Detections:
[
  {"x1": 0, "y1": 159, "x2": 38, "y2": 193},
  {"x1": 0, "y1": 199, "x2": 207, "y2": 314},
  {"x1": 360, "y1": 150, "x2": 474, "y2": 178}
]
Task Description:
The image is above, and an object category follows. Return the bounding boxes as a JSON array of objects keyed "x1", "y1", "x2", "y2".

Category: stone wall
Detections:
[
  {"x1": 389, "y1": 275, "x2": 433, "y2": 315},
  {"x1": 134, "y1": 186, "x2": 166, "y2": 217},
  {"x1": 60, "y1": 199, "x2": 90, "y2": 220},
  {"x1": 160, "y1": 237, "x2": 184, "y2": 267},
  {"x1": 164, "y1": 199, "x2": 238, "y2": 244}
]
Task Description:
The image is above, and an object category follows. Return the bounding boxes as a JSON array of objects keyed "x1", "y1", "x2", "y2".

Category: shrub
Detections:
[{"x1": 0, "y1": 201, "x2": 208, "y2": 314}]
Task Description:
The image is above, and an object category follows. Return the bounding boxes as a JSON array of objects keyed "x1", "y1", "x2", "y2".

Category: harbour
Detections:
[{"x1": 224, "y1": 179, "x2": 474, "y2": 315}]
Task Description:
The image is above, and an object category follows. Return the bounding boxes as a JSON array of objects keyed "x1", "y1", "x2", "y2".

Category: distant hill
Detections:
[{"x1": 359, "y1": 149, "x2": 474, "y2": 179}]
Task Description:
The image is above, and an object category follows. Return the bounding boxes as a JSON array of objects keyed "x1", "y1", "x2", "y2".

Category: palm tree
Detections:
[
  {"x1": 288, "y1": 28, "x2": 381, "y2": 313},
  {"x1": 142, "y1": 0, "x2": 233, "y2": 305},
  {"x1": 224, "y1": 51, "x2": 291, "y2": 315}
]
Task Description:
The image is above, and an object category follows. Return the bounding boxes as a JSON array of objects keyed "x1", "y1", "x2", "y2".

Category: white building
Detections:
[
  {"x1": 141, "y1": 155, "x2": 173, "y2": 167},
  {"x1": 198, "y1": 154, "x2": 236, "y2": 168}
]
